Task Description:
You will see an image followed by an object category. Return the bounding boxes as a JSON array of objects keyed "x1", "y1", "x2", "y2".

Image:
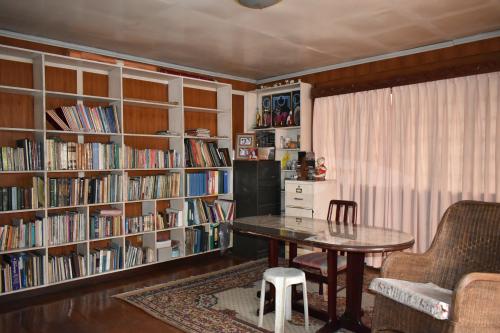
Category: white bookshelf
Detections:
[
  {"x1": 245, "y1": 82, "x2": 312, "y2": 212},
  {"x1": 0, "y1": 44, "x2": 233, "y2": 295}
]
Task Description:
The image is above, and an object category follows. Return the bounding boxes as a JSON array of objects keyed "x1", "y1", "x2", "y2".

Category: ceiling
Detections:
[{"x1": 0, "y1": 0, "x2": 499, "y2": 81}]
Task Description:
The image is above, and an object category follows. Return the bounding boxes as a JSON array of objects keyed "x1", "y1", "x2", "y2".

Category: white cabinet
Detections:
[{"x1": 284, "y1": 180, "x2": 336, "y2": 219}]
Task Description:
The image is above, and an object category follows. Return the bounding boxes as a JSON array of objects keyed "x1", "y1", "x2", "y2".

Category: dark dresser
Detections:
[{"x1": 232, "y1": 160, "x2": 281, "y2": 258}]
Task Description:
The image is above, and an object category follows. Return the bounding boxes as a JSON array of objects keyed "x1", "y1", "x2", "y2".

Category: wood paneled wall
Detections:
[{"x1": 263, "y1": 37, "x2": 500, "y2": 98}]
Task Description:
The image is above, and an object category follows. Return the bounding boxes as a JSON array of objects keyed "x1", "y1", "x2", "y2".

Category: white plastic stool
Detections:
[{"x1": 258, "y1": 267, "x2": 309, "y2": 333}]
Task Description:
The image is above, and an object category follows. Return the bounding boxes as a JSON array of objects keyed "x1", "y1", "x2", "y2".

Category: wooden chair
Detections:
[
  {"x1": 371, "y1": 200, "x2": 500, "y2": 333},
  {"x1": 291, "y1": 200, "x2": 357, "y2": 295}
]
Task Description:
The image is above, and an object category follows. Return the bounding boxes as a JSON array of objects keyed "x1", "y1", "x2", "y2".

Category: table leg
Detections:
[
  {"x1": 289, "y1": 242, "x2": 298, "y2": 300},
  {"x1": 317, "y1": 249, "x2": 339, "y2": 332},
  {"x1": 256, "y1": 239, "x2": 280, "y2": 316},
  {"x1": 338, "y1": 252, "x2": 370, "y2": 333}
]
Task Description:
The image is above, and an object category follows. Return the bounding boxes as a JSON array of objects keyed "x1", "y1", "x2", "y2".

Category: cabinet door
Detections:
[{"x1": 234, "y1": 161, "x2": 258, "y2": 218}]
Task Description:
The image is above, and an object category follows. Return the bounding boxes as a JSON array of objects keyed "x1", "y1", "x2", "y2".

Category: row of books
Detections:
[
  {"x1": 125, "y1": 241, "x2": 154, "y2": 267},
  {"x1": 47, "y1": 212, "x2": 86, "y2": 246},
  {"x1": 157, "y1": 208, "x2": 182, "y2": 230},
  {"x1": 185, "y1": 199, "x2": 235, "y2": 226},
  {"x1": 1, "y1": 252, "x2": 43, "y2": 293},
  {"x1": 127, "y1": 173, "x2": 181, "y2": 200},
  {"x1": 184, "y1": 139, "x2": 231, "y2": 168},
  {"x1": 124, "y1": 214, "x2": 154, "y2": 234},
  {"x1": 0, "y1": 177, "x2": 45, "y2": 211},
  {"x1": 48, "y1": 175, "x2": 123, "y2": 207},
  {"x1": 48, "y1": 252, "x2": 86, "y2": 283},
  {"x1": 0, "y1": 219, "x2": 44, "y2": 251},
  {"x1": 46, "y1": 139, "x2": 122, "y2": 170},
  {"x1": 186, "y1": 171, "x2": 229, "y2": 196},
  {"x1": 0, "y1": 139, "x2": 43, "y2": 171},
  {"x1": 89, "y1": 243, "x2": 122, "y2": 274},
  {"x1": 185, "y1": 128, "x2": 210, "y2": 138},
  {"x1": 124, "y1": 147, "x2": 181, "y2": 169},
  {"x1": 47, "y1": 106, "x2": 120, "y2": 133},
  {"x1": 185, "y1": 227, "x2": 209, "y2": 255},
  {"x1": 89, "y1": 210, "x2": 122, "y2": 239}
]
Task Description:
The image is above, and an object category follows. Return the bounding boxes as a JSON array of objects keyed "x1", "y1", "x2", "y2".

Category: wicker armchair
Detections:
[{"x1": 371, "y1": 200, "x2": 500, "y2": 333}]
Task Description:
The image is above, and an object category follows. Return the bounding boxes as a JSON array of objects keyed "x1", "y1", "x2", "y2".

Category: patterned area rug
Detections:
[{"x1": 114, "y1": 259, "x2": 379, "y2": 333}]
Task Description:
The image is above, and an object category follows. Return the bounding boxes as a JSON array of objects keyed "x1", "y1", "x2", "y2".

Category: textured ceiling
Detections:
[{"x1": 0, "y1": 0, "x2": 499, "y2": 80}]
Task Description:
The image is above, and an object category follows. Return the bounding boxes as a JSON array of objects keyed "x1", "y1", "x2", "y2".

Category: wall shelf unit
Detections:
[
  {"x1": 245, "y1": 82, "x2": 312, "y2": 212},
  {"x1": 0, "y1": 44, "x2": 233, "y2": 295}
]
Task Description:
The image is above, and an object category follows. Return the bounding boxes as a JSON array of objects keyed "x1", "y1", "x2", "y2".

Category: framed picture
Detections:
[
  {"x1": 235, "y1": 133, "x2": 257, "y2": 160},
  {"x1": 272, "y1": 92, "x2": 292, "y2": 127}
]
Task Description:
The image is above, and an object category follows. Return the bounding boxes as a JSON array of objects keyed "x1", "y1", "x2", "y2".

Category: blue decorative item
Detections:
[
  {"x1": 292, "y1": 90, "x2": 301, "y2": 126},
  {"x1": 272, "y1": 93, "x2": 291, "y2": 127}
]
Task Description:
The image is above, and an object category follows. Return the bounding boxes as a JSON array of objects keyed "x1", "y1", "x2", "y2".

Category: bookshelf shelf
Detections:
[
  {"x1": 0, "y1": 45, "x2": 234, "y2": 296},
  {"x1": 46, "y1": 130, "x2": 121, "y2": 136},
  {"x1": 183, "y1": 135, "x2": 230, "y2": 141},
  {"x1": 123, "y1": 98, "x2": 180, "y2": 109},
  {"x1": 0, "y1": 208, "x2": 45, "y2": 215},
  {"x1": 184, "y1": 106, "x2": 225, "y2": 113},
  {"x1": 0, "y1": 127, "x2": 44, "y2": 133},
  {"x1": 0, "y1": 84, "x2": 42, "y2": 96},
  {"x1": 253, "y1": 126, "x2": 301, "y2": 131},
  {"x1": 48, "y1": 240, "x2": 88, "y2": 248},
  {"x1": 0, "y1": 170, "x2": 44, "y2": 174},
  {"x1": 123, "y1": 133, "x2": 181, "y2": 139},
  {"x1": 0, "y1": 246, "x2": 46, "y2": 255},
  {"x1": 45, "y1": 91, "x2": 120, "y2": 103}
]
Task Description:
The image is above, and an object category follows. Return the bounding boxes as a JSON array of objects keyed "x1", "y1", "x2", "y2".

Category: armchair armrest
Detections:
[
  {"x1": 450, "y1": 272, "x2": 500, "y2": 331},
  {"x1": 381, "y1": 252, "x2": 432, "y2": 282}
]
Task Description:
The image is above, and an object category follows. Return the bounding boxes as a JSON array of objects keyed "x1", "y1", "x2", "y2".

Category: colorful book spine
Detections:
[
  {"x1": 47, "y1": 212, "x2": 86, "y2": 245},
  {"x1": 0, "y1": 139, "x2": 43, "y2": 171},
  {"x1": 124, "y1": 146, "x2": 181, "y2": 169},
  {"x1": 124, "y1": 214, "x2": 155, "y2": 234},
  {"x1": 186, "y1": 171, "x2": 228, "y2": 196},
  {"x1": 126, "y1": 173, "x2": 181, "y2": 200}
]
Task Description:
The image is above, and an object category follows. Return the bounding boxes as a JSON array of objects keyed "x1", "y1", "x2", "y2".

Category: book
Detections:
[
  {"x1": 47, "y1": 212, "x2": 85, "y2": 246},
  {"x1": 126, "y1": 173, "x2": 181, "y2": 200},
  {"x1": 184, "y1": 139, "x2": 231, "y2": 168},
  {"x1": 0, "y1": 218, "x2": 44, "y2": 251},
  {"x1": 185, "y1": 171, "x2": 228, "y2": 196},
  {"x1": 47, "y1": 105, "x2": 120, "y2": 133},
  {"x1": 89, "y1": 212, "x2": 122, "y2": 239},
  {"x1": 124, "y1": 214, "x2": 154, "y2": 234},
  {"x1": 0, "y1": 139, "x2": 43, "y2": 171},
  {"x1": 0, "y1": 177, "x2": 44, "y2": 212},
  {"x1": 48, "y1": 252, "x2": 86, "y2": 283},
  {"x1": 1, "y1": 252, "x2": 43, "y2": 293}
]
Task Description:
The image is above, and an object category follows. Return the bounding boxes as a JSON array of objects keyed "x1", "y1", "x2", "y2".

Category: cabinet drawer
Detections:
[
  {"x1": 285, "y1": 206, "x2": 313, "y2": 218},
  {"x1": 285, "y1": 192, "x2": 313, "y2": 209},
  {"x1": 285, "y1": 182, "x2": 313, "y2": 195}
]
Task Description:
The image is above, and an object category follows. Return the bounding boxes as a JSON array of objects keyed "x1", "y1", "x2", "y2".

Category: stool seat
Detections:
[{"x1": 258, "y1": 267, "x2": 309, "y2": 333}]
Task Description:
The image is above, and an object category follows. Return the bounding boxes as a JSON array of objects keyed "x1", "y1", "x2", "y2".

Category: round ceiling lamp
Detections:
[{"x1": 238, "y1": 0, "x2": 282, "y2": 9}]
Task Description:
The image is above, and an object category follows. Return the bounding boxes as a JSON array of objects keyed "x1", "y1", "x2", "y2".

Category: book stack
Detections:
[
  {"x1": 184, "y1": 139, "x2": 231, "y2": 168},
  {"x1": 89, "y1": 209, "x2": 122, "y2": 239},
  {"x1": 124, "y1": 214, "x2": 154, "y2": 235},
  {"x1": 48, "y1": 252, "x2": 86, "y2": 283},
  {"x1": 124, "y1": 146, "x2": 181, "y2": 169},
  {"x1": 185, "y1": 226, "x2": 208, "y2": 255},
  {"x1": 125, "y1": 241, "x2": 154, "y2": 267},
  {"x1": 47, "y1": 212, "x2": 86, "y2": 246},
  {"x1": 48, "y1": 174, "x2": 122, "y2": 207},
  {"x1": 0, "y1": 219, "x2": 44, "y2": 251},
  {"x1": 156, "y1": 208, "x2": 182, "y2": 230},
  {"x1": 185, "y1": 128, "x2": 210, "y2": 138},
  {"x1": 126, "y1": 173, "x2": 181, "y2": 200},
  {"x1": 89, "y1": 243, "x2": 122, "y2": 274},
  {"x1": 210, "y1": 224, "x2": 220, "y2": 250},
  {"x1": 0, "y1": 177, "x2": 44, "y2": 211},
  {"x1": 46, "y1": 105, "x2": 120, "y2": 133},
  {"x1": 186, "y1": 171, "x2": 229, "y2": 196},
  {"x1": 46, "y1": 139, "x2": 122, "y2": 170},
  {"x1": 185, "y1": 199, "x2": 235, "y2": 226},
  {"x1": 0, "y1": 139, "x2": 43, "y2": 171},
  {"x1": 1, "y1": 252, "x2": 44, "y2": 292}
]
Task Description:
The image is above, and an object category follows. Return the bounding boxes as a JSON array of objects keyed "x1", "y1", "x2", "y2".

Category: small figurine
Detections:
[
  {"x1": 314, "y1": 157, "x2": 327, "y2": 180},
  {"x1": 256, "y1": 109, "x2": 262, "y2": 127}
]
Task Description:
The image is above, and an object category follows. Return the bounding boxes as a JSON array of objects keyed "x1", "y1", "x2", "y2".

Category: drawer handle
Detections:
[
  {"x1": 294, "y1": 197, "x2": 303, "y2": 201},
  {"x1": 296, "y1": 218, "x2": 302, "y2": 223},
  {"x1": 295, "y1": 188, "x2": 302, "y2": 193}
]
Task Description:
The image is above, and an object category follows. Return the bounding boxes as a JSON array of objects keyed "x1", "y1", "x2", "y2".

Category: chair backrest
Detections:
[
  {"x1": 327, "y1": 200, "x2": 357, "y2": 225},
  {"x1": 427, "y1": 200, "x2": 500, "y2": 289}
]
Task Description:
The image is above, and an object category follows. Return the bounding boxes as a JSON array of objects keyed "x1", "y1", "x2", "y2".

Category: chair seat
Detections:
[
  {"x1": 292, "y1": 252, "x2": 347, "y2": 275},
  {"x1": 369, "y1": 278, "x2": 452, "y2": 320}
]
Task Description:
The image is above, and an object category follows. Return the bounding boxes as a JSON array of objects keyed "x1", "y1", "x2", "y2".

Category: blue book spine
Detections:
[
  {"x1": 10, "y1": 255, "x2": 20, "y2": 290},
  {"x1": 92, "y1": 143, "x2": 99, "y2": 170}
]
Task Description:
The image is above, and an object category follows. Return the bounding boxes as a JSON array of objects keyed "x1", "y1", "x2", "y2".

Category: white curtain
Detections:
[{"x1": 313, "y1": 72, "x2": 500, "y2": 266}]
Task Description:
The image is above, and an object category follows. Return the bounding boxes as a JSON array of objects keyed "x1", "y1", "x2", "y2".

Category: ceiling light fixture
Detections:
[{"x1": 238, "y1": 0, "x2": 282, "y2": 9}]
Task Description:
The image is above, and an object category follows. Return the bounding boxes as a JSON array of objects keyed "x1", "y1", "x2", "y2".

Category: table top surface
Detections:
[{"x1": 233, "y1": 215, "x2": 415, "y2": 253}]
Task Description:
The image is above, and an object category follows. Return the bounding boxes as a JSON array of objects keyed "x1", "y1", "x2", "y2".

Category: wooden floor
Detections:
[{"x1": 0, "y1": 254, "x2": 250, "y2": 333}]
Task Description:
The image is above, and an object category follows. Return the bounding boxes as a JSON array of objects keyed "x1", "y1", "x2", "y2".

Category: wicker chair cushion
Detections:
[
  {"x1": 369, "y1": 278, "x2": 452, "y2": 320},
  {"x1": 292, "y1": 252, "x2": 347, "y2": 275}
]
